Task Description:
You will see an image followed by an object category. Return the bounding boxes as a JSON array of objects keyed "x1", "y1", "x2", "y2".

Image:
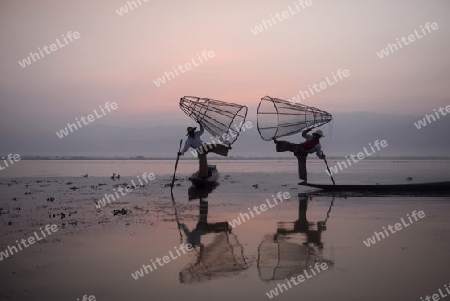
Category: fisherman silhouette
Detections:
[
  {"x1": 178, "y1": 121, "x2": 230, "y2": 178},
  {"x1": 274, "y1": 128, "x2": 326, "y2": 184}
]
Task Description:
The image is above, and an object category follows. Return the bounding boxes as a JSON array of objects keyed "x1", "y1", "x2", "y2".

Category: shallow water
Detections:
[
  {"x1": 3, "y1": 191, "x2": 450, "y2": 301},
  {"x1": 2, "y1": 159, "x2": 450, "y2": 184},
  {"x1": 1, "y1": 160, "x2": 450, "y2": 301}
]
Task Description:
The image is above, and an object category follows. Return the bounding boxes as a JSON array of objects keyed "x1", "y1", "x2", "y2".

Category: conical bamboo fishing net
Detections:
[
  {"x1": 180, "y1": 96, "x2": 248, "y2": 146},
  {"x1": 258, "y1": 234, "x2": 331, "y2": 281},
  {"x1": 257, "y1": 96, "x2": 332, "y2": 141},
  {"x1": 179, "y1": 232, "x2": 248, "y2": 284}
]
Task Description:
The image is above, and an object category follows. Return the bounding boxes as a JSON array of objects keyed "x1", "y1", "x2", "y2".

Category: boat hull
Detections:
[
  {"x1": 189, "y1": 165, "x2": 219, "y2": 188},
  {"x1": 300, "y1": 181, "x2": 450, "y2": 196}
]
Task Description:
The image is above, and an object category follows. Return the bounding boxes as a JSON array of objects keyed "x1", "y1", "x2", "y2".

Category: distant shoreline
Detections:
[{"x1": 10, "y1": 156, "x2": 450, "y2": 161}]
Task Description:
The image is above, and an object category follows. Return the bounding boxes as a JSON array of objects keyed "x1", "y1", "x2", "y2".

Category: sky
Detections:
[{"x1": 0, "y1": 0, "x2": 449, "y2": 156}]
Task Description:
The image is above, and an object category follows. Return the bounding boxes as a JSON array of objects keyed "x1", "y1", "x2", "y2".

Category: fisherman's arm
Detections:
[
  {"x1": 197, "y1": 121, "x2": 204, "y2": 135},
  {"x1": 179, "y1": 139, "x2": 191, "y2": 155},
  {"x1": 180, "y1": 223, "x2": 190, "y2": 236},
  {"x1": 315, "y1": 146, "x2": 325, "y2": 159},
  {"x1": 302, "y1": 128, "x2": 312, "y2": 139}
]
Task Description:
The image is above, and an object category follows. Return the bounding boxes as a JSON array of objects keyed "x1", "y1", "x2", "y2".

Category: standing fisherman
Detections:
[
  {"x1": 178, "y1": 122, "x2": 229, "y2": 178},
  {"x1": 274, "y1": 129, "x2": 326, "y2": 184}
]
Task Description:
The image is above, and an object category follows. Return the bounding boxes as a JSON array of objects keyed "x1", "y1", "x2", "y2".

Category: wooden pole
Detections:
[
  {"x1": 321, "y1": 152, "x2": 336, "y2": 185},
  {"x1": 171, "y1": 139, "x2": 183, "y2": 191},
  {"x1": 170, "y1": 190, "x2": 183, "y2": 244}
]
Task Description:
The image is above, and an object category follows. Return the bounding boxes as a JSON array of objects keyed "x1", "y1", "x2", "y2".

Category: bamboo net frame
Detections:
[
  {"x1": 257, "y1": 96, "x2": 332, "y2": 141},
  {"x1": 180, "y1": 96, "x2": 248, "y2": 147}
]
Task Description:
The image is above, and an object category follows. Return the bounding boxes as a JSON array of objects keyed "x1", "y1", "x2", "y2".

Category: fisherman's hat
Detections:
[
  {"x1": 313, "y1": 130, "x2": 324, "y2": 137},
  {"x1": 186, "y1": 126, "x2": 196, "y2": 135}
]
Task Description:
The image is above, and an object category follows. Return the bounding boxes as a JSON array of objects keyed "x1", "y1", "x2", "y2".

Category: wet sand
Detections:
[{"x1": 1, "y1": 173, "x2": 450, "y2": 301}]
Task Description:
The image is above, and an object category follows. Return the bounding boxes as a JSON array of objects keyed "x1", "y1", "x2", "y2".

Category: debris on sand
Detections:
[{"x1": 113, "y1": 208, "x2": 128, "y2": 216}]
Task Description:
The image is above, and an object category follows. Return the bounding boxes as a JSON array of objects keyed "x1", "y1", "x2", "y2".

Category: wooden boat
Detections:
[
  {"x1": 299, "y1": 181, "x2": 450, "y2": 196},
  {"x1": 189, "y1": 165, "x2": 219, "y2": 188}
]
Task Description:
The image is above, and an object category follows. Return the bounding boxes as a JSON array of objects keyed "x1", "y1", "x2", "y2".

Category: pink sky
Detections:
[{"x1": 0, "y1": 0, "x2": 449, "y2": 134}]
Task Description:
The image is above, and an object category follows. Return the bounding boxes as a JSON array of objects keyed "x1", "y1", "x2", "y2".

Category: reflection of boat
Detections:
[
  {"x1": 300, "y1": 181, "x2": 450, "y2": 195},
  {"x1": 258, "y1": 195, "x2": 334, "y2": 281},
  {"x1": 188, "y1": 165, "x2": 219, "y2": 188},
  {"x1": 188, "y1": 183, "x2": 217, "y2": 200},
  {"x1": 178, "y1": 187, "x2": 248, "y2": 284}
]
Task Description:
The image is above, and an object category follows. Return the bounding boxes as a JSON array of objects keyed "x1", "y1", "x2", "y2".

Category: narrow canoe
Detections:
[{"x1": 300, "y1": 181, "x2": 450, "y2": 195}]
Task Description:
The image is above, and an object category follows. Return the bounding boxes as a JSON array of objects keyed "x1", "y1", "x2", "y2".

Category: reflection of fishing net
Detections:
[
  {"x1": 257, "y1": 234, "x2": 332, "y2": 281},
  {"x1": 180, "y1": 96, "x2": 248, "y2": 146},
  {"x1": 179, "y1": 232, "x2": 248, "y2": 284},
  {"x1": 257, "y1": 96, "x2": 332, "y2": 141}
]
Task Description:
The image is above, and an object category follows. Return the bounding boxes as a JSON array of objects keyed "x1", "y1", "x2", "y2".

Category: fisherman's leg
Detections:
[
  {"x1": 198, "y1": 152, "x2": 209, "y2": 178},
  {"x1": 209, "y1": 222, "x2": 231, "y2": 232},
  {"x1": 205, "y1": 144, "x2": 229, "y2": 156},
  {"x1": 295, "y1": 151, "x2": 308, "y2": 183},
  {"x1": 198, "y1": 199, "x2": 208, "y2": 224},
  {"x1": 295, "y1": 195, "x2": 309, "y2": 233},
  {"x1": 275, "y1": 140, "x2": 297, "y2": 152}
]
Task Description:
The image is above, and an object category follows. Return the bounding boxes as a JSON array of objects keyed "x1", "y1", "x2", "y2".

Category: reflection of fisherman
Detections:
[
  {"x1": 274, "y1": 128, "x2": 326, "y2": 184},
  {"x1": 180, "y1": 223, "x2": 204, "y2": 249},
  {"x1": 178, "y1": 196, "x2": 247, "y2": 284},
  {"x1": 178, "y1": 122, "x2": 230, "y2": 178},
  {"x1": 258, "y1": 195, "x2": 331, "y2": 282},
  {"x1": 296, "y1": 196, "x2": 324, "y2": 249},
  {"x1": 276, "y1": 195, "x2": 326, "y2": 249}
]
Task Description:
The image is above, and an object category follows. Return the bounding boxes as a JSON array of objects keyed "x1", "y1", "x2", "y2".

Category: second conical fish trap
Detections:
[
  {"x1": 180, "y1": 96, "x2": 248, "y2": 146},
  {"x1": 179, "y1": 232, "x2": 248, "y2": 284},
  {"x1": 257, "y1": 96, "x2": 332, "y2": 141}
]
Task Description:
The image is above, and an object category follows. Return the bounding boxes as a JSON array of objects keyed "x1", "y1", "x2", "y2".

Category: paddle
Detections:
[
  {"x1": 321, "y1": 152, "x2": 336, "y2": 186},
  {"x1": 170, "y1": 190, "x2": 183, "y2": 244},
  {"x1": 170, "y1": 139, "x2": 183, "y2": 191},
  {"x1": 319, "y1": 195, "x2": 335, "y2": 231}
]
